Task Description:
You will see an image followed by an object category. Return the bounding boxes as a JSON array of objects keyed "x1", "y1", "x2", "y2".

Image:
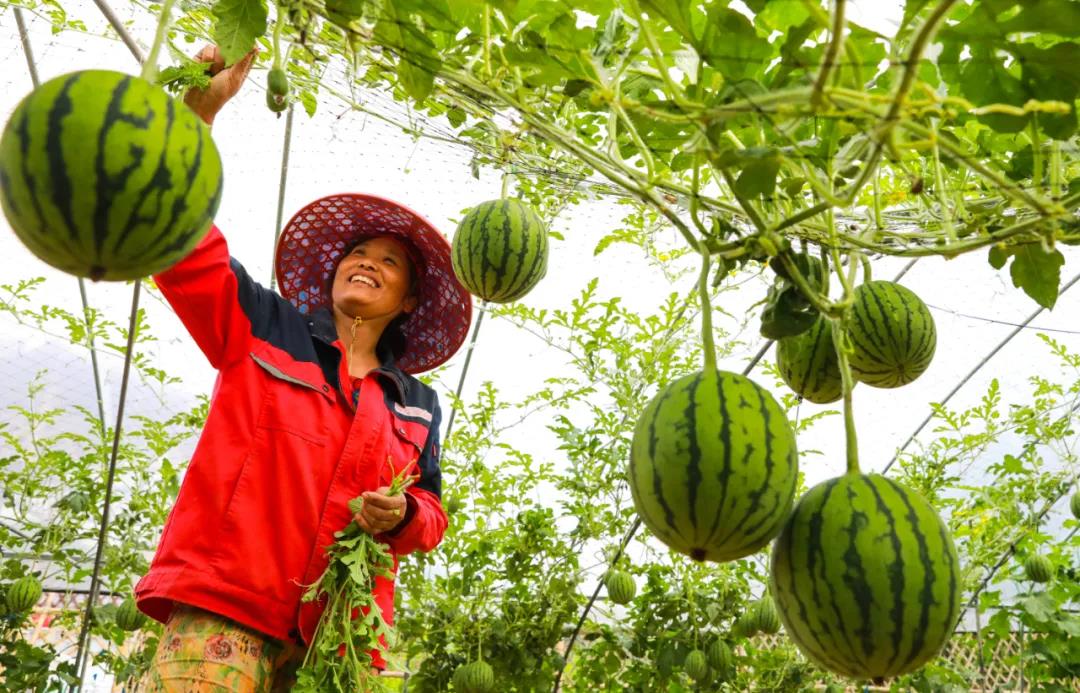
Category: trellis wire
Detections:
[{"x1": 882, "y1": 270, "x2": 1080, "y2": 475}]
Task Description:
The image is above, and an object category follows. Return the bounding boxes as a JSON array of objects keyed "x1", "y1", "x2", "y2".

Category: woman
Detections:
[{"x1": 134, "y1": 47, "x2": 472, "y2": 691}]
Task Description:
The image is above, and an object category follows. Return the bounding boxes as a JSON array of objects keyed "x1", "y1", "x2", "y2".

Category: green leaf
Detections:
[
  {"x1": 959, "y1": 51, "x2": 1029, "y2": 133},
  {"x1": 700, "y1": 7, "x2": 773, "y2": 81},
  {"x1": 1008, "y1": 244, "x2": 1065, "y2": 309},
  {"x1": 755, "y1": 0, "x2": 811, "y2": 33},
  {"x1": 446, "y1": 107, "x2": 467, "y2": 128},
  {"x1": 640, "y1": 0, "x2": 696, "y2": 45},
  {"x1": 734, "y1": 155, "x2": 781, "y2": 198},
  {"x1": 998, "y1": 0, "x2": 1080, "y2": 36},
  {"x1": 1021, "y1": 592, "x2": 1057, "y2": 622},
  {"x1": 374, "y1": 5, "x2": 439, "y2": 103},
  {"x1": 211, "y1": 0, "x2": 267, "y2": 66}
]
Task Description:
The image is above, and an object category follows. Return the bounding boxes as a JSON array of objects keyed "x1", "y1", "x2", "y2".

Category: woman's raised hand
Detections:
[{"x1": 183, "y1": 45, "x2": 258, "y2": 127}]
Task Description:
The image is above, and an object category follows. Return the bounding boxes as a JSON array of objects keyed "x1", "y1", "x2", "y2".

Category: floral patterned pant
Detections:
[{"x1": 137, "y1": 605, "x2": 305, "y2": 693}]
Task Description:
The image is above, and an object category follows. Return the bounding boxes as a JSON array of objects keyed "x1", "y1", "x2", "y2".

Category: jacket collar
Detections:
[{"x1": 308, "y1": 307, "x2": 410, "y2": 402}]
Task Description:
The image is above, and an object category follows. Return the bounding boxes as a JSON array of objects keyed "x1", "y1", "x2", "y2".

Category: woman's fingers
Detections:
[{"x1": 192, "y1": 44, "x2": 225, "y2": 74}]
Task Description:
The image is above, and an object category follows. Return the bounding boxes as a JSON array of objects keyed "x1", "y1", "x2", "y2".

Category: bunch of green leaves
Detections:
[{"x1": 293, "y1": 467, "x2": 417, "y2": 693}]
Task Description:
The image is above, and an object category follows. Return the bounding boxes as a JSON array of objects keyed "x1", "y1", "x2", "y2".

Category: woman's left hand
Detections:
[{"x1": 354, "y1": 487, "x2": 407, "y2": 534}]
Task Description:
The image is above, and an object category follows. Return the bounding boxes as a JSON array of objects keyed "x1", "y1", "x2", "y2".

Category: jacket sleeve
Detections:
[
  {"x1": 383, "y1": 399, "x2": 448, "y2": 555},
  {"x1": 153, "y1": 225, "x2": 279, "y2": 369}
]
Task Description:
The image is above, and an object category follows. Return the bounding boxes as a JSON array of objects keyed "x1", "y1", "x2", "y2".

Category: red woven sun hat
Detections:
[{"x1": 275, "y1": 193, "x2": 472, "y2": 374}]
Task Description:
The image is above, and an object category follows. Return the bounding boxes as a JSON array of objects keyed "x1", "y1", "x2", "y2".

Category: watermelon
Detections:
[
  {"x1": 753, "y1": 596, "x2": 781, "y2": 635},
  {"x1": 1070, "y1": 491, "x2": 1080, "y2": 520},
  {"x1": 4, "y1": 575, "x2": 42, "y2": 613},
  {"x1": 846, "y1": 281, "x2": 936, "y2": 388},
  {"x1": 770, "y1": 474, "x2": 960, "y2": 681},
  {"x1": 115, "y1": 598, "x2": 146, "y2": 631},
  {"x1": 683, "y1": 649, "x2": 708, "y2": 681},
  {"x1": 628, "y1": 369, "x2": 799, "y2": 562},
  {"x1": 452, "y1": 660, "x2": 494, "y2": 693},
  {"x1": 0, "y1": 70, "x2": 222, "y2": 281},
  {"x1": 734, "y1": 609, "x2": 758, "y2": 639},
  {"x1": 451, "y1": 199, "x2": 548, "y2": 303},
  {"x1": 604, "y1": 569, "x2": 636, "y2": 605},
  {"x1": 706, "y1": 638, "x2": 733, "y2": 673},
  {"x1": 1023, "y1": 554, "x2": 1053, "y2": 583},
  {"x1": 776, "y1": 317, "x2": 844, "y2": 404}
]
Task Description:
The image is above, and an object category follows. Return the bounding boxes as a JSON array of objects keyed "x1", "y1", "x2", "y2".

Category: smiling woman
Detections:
[
  {"x1": 126, "y1": 45, "x2": 473, "y2": 693},
  {"x1": 328, "y1": 235, "x2": 422, "y2": 378}
]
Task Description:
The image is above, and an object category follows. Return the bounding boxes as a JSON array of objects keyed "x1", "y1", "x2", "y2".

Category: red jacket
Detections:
[{"x1": 135, "y1": 225, "x2": 448, "y2": 662}]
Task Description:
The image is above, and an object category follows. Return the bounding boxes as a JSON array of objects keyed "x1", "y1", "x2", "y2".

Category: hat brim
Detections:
[{"x1": 275, "y1": 193, "x2": 472, "y2": 374}]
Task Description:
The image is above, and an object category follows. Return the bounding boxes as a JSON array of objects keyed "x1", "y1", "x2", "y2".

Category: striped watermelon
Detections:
[
  {"x1": 115, "y1": 598, "x2": 146, "y2": 631},
  {"x1": 846, "y1": 281, "x2": 935, "y2": 388},
  {"x1": 4, "y1": 575, "x2": 42, "y2": 613},
  {"x1": 451, "y1": 199, "x2": 548, "y2": 303},
  {"x1": 753, "y1": 596, "x2": 781, "y2": 635},
  {"x1": 604, "y1": 569, "x2": 636, "y2": 605},
  {"x1": 706, "y1": 638, "x2": 733, "y2": 674},
  {"x1": 1071, "y1": 491, "x2": 1080, "y2": 519},
  {"x1": 628, "y1": 369, "x2": 798, "y2": 562},
  {"x1": 776, "y1": 317, "x2": 843, "y2": 404},
  {"x1": 452, "y1": 660, "x2": 494, "y2": 693},
  {"x1": 770, "y1": 473, "x2": 960, "y2": 681},
  {"x1": 1023, "y1": 554, "x2": 1053, "y2": 583},
  {"x1": 0, "y1": 70, "x2": 222, "y2": 281},
  {"x1": 683, "y1": 649, "x2": 708, "y2": 681}
]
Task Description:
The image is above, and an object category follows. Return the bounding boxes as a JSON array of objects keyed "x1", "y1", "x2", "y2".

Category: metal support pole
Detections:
[
  {"x1": 270, "y1": 104, "x2": 295, "y2": 290},
  {"x1": 89, "y1": 0, "x2": 146, "y2": 63},
  {"x1": 443, "y1": 301, "x2": 486, "y2": 442},
  {"x1": 72, "y1": 282, "x2": 143, "y2": 690}
]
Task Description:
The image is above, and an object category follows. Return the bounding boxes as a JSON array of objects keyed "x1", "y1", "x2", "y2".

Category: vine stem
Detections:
[
  {"x1": 271, "y1": 1, "x2": 285, "y2": 68},
  {"x1": 834, "y1": 321, "x2": 860, "y2": 476},
  {"x1": 930, "y1": 119, "x2": 957, "y2": 243},
  {"x1": 438, "y1": 67, "x2": 701, "y2": 250},
  {"x1": 697, "y1": 241, "x2": 716, "y2": 372},
  {"x1": 140, "y1": 0, "x2": 177, "y2": 83},
  {"x1": 811, "y1": 0, "x2": 846, "y2": 108},
  {"x1": 482, "y1": 3, "x2": 492, "y2": 81}
]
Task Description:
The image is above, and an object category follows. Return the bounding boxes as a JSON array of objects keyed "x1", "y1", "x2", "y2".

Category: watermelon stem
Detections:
[
  {"x1": 833, "y1": 322, "x2": 861, "y2": 475},
  {"x1": 271, "y1": 1, "x2": 285, "y2": 70},
  {"x1": 697, "y1": 241, "x2": 717, "y2": 372},
  {"x1": 141, "y1": 0, "x2": 178, "y2": 83}
]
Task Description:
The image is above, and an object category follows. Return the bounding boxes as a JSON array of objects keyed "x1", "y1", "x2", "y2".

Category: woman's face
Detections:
[{"x1": 331, "y1": 236, "x2": 418, "y2": 321}]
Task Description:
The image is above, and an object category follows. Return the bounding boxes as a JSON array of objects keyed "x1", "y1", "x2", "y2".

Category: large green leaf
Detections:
[
  {"x1": 640, "y1": 0, "x2": 697, "y2": 45},
  {"x1": 960, "y1": 50, "x2": 1029, "y2": 133},
  {"x1": 989, "y1": 242, "x2": 1065, "y2": 309},
  {"x1": 211, "y1": 0, "x2": 267, "y2": 65},
  {"x1": 374, "y1": 4, "x2": 440, "y2": 103},
  {"x1": 699, "y1": 7, "x2": 773, "y2": 81}
]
